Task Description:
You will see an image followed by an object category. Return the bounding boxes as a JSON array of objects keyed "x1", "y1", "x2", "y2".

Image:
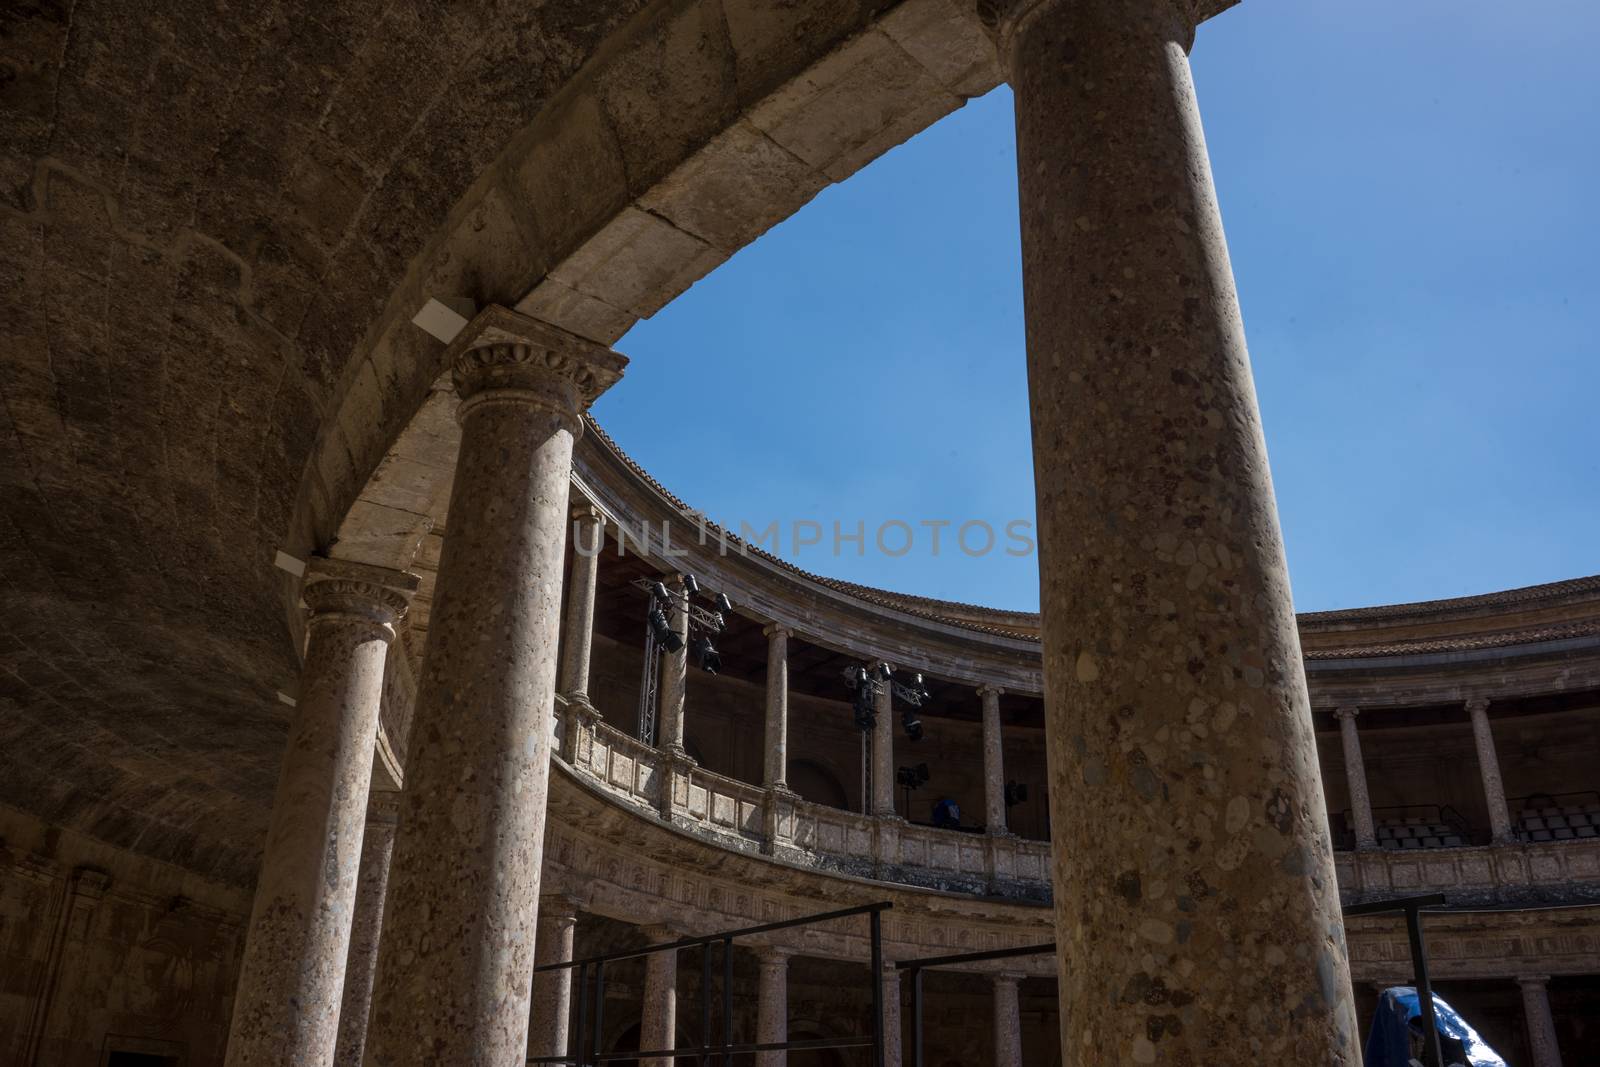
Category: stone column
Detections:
[
  {"x1": 529, "y1": 896, "x2": 581, "y2": 1063},
  {"x1": 756, "y1": 947, "x2": 791, "y2": 1067},
  {"x1": 657, "y1": 576, "x2": 690, "y2": 754},
  {"x1": 996, "y1": 0, "x2": 1359, "y2": 1060},
  {"x1": 1334, "y1": 707, "x2": 1378, "y2": 850},
  {"x1": 558, "y1": 502, "x2": 607, "y2": 706},
  {"x1": 1467, "y1": 696, "x2": 1514, "y2": 843},
  {"x1": 225, "y1": 559, "x2": 414, "y2": 1067},
  {"x1": 363, "y1": 306, "x2": 626, "y2": 1066},
  {"x1": 992, "y1": 973, "x2": 1023, "y2": 1067},
  {"x1": 1517, "y1": 975, "x2": 1563, "y2": 1067},
  {"x1": 881, "y1": 965, "x2": 902, "y2": 1067},
  {"x1": 979, "y1": 685, "x2": 1008, "y2": 834},
  {"x1": 639, "y1": 925, "x2": 680, "y2": 1067},
  {"x1": 763, "y1": 625, "x2": 792, "y2": 790},
  {"x1": 871, "y1": 666, "x2": 896, "y2": 817},
  {"x1": 332, "y1": 791, "x2": 400, "y2": 1067}
]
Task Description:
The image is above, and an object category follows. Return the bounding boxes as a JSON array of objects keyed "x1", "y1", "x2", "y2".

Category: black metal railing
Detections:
[
  {"x1": 896, "y1": 941, "x2": 1055, "y2": 1067},
  {"x1": 528, "y1": 901, "x2": 891, "y2": 1067},
  {"x1": 895, "y1": 894, "x2": 1452, "y2": 1067}
]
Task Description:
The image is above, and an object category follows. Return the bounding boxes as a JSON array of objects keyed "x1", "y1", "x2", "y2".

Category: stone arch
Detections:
[{"x1": 789, "y1": 757, "x2": 850, "y2": 810}]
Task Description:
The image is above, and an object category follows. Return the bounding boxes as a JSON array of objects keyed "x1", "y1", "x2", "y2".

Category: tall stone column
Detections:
[
  {"x1": 1333, "y1": 707, "x2": 1378, "y2": 850},
  {"x1": 558, "y1": 502, "x2": 607, "y2": 706},
  {"x1": 996, "y1": 0, "x2": 1358, "y2": 1060},
  {"x1": 332, "y1": 791, "x2": 400, "y2": 1067},
  {"x1": 872, "y1": 665, "x2": 896, "y2": 817},
  {"x1": 979, "y1": 685, "x2": 1008, "y2": 834},
  {"x1": 1517, "y1": 975, "x2": 1564, "y2": 1067},
  {"x1": 755, "y1": 947, "x2": 791, "y2": 1067},
  {"x1": 639, "y1": 925, "x2": 680, "y2": 1067},
  {"x1": 656, "y1": 576, "x2": 691, "y2": 754},
  {"x1": 881, "y1": 965, "x2": 902, "y2": 1067},
  {"x1": 529, "y1": 896, "x2": 581, "y2": 1063},
  {"x1": 363, "y1": 306, "x2": 625, "y2": 1066},
  {"x1": 992, "y1": 973, "x2": 1023, "y2": 1067},
  {"x1": 225, "y1": 559, "x2": 414, "y2": 1067},
  {"x1": 1467, "y1": 697, "x2": 1514, "y2": 843},
  {"x1": 763, "y1": 625, "x2": 792, "y2": 790}
]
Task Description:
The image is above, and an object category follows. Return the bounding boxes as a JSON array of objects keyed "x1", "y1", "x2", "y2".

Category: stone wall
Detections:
[{"x1": 0, "y1": 803, "x2": 246, "y2": 1065}]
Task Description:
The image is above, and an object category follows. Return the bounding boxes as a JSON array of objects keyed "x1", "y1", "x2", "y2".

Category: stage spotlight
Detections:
[
  {"x1": 690, "y1": 635, "x2": 721, "y2": 674},
  {"x1": 900, "y1": 708, "x2": 923, "y2": 742},
  {"x1": 649, "y1": 607, "x2": 684, "y2": 652},
  {"x1": 650, "y1": 581, "x2": 671, "y2": 604},
  {"x1": 714, "y1": 592, "x2": 734, "y2": 614},
  {"x1": 875, "y1": 663, "x2": 893, "y2": 682},
  {"x1": 682, "y1": 573, "x2": 701, "y2": 596},
  {"x1": 896, "y1": 763, "x2": 930, "y2": 790}
]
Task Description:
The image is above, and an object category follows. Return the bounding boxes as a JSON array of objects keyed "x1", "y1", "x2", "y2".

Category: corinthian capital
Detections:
[
  {"x1": 301, "y1": 557, "x2": 419, "y2": 632},
  {"x1": 444, "y1": 305, "x2": 627, "y2": 426}
]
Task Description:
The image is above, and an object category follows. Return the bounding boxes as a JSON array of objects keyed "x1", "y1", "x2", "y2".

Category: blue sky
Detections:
[{"x1": 593, "y1": 0, "x2": 1599, "y2": 614}]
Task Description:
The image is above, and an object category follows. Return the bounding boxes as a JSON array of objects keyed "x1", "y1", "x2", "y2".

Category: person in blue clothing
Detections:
[{"x1": 1364, "y1": 986, "x2": 1508, "y2": 1067}]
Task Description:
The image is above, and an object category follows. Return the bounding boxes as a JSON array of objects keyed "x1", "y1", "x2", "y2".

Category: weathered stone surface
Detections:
[
  {"x1": 1004, "y1": 0, "x2": 1357, "y2": 1060},
  {"x1": 362, "y1": 307, "x2": 624, "y2": 1064}
]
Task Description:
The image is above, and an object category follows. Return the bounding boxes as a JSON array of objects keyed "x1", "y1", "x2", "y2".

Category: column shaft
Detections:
[
  {"x1": 640, "y1": 927, "x2": 679, "y2": 1067},
  {"x1": 332, "y1": 793, "x2": 399, "y2": 1067},
  {"x1": 881, "y1": 967, "x2": 902, "y2": 1067},
  {"x1": 1335, "y1": 707, "x2": 1377, "y2": 850},
  {"x1": 657, "y1": 577, "x2": 690, "y2": 752},
  {"x1": 872, "y1": 668, "x2": 895, "y2": 817},
  {"x1": 225, "y1": 562, "x2": 411, "y2": 1067},
  {"x1": 1468, "y1": 697, "x2": 1514, "y2": 842},
  {"x1": 364, "y1": 306, "x2": 625, "y2": 1065},
  {"x1": 992, "y1": 974, "x2": 1023, "y2": 1067},
  {"x1": 980, "y1": 686, "x2": 1007, "y2": 834},
  {"x1": 558, "y1": 504, "x2": 606, "y2": 705},
  {"x1": 1518, "y1": 975, "x2": 1564, "y2": 1067},
  {"x1": 756, "y1": 949, "x2": 789, "y2": 1067},
  {"x1": 1002, "y1": 0, "x2": 1357, "y2": 1059},
  {"x1": 763, "y1": 626, "x2": 791, "y2": 790},
  {"x1": 529, "y1": 897, "x2": 580, "y2": 1062}
]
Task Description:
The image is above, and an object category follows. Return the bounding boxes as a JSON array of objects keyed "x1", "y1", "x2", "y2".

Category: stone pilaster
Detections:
[
  {"x1": 1334, "y1": 707, "x2": 1377, "y2": 850},
  {"x1": 1517, "y1": 975, "x2": 1563, "y2": 1067},
  {"x1": 763, "y1": 625, "x2": 792, "y2": 790},
  {"x1": 558, "y1": 502, "x2": 607, "y2": 706},
  {"x1": 529, "y1": 895, "x2": 582, "y2": 1063},
  {"x1": 1467, "y1": 696, "x2": 1514, "y2": 843},
  {"x1": 226, "y1": 559, "x2": 414, "y2": 1067},
  {"x1": 979, "y1": 685, "x2": 1008, "y2": 835},
  {"x1": 871, "y1": 664, "x2": 896, "y2": 818},
  {"x1": 657, "y1": 575, "x2": 690, "y2": 754},
  {"x1": 755, "y1": 946, "x2": 791, "y2": 1067},
  {"x1": 363, "y1": 305, "x2": 625, "y2": 1066},
  {"x1": 992, "y1": 973, "x2": 1023, "y2": 1067},
  {"x1": 332, "y1": 791, "x2": 399, "y2": 1067},
  {"x1": 639, "y1": 924, "x2": 681, "y2": 1067},
  {"x1": 996, "y1": 0, "x2": 1358, "y2": 1060}
]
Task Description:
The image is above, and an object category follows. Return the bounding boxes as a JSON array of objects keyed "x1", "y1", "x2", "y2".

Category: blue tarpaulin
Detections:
[{"x1": 1363, "y1": 986, "x2": 1508, "y2": 1067}]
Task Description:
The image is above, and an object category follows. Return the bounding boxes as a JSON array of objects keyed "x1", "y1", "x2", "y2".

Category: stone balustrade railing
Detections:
[
  {"x1": 553, "y1": 697, "x2": 1054, "y2": 898},
  {"x1": 1336, "y1": 836, "x2": 1600, "y2": 907},
  {"x1": 553, "y1": 698, "x2": 1600, "y2": 907}
]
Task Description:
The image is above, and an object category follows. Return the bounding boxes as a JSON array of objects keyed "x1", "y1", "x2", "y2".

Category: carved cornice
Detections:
[{"x1": 446, "y1": 305, "x2": 627, "y2": 425}]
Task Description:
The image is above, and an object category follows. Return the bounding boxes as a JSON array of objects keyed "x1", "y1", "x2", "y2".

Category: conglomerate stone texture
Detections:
[{"x1": 1006, "y1": 0, "x2": 1358, "y2": 1060}]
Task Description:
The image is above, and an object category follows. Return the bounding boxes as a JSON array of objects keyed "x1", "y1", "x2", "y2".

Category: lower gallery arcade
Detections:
[{"x1": 1, "y1": 0, "x2": 1597, "y2": 1065}]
